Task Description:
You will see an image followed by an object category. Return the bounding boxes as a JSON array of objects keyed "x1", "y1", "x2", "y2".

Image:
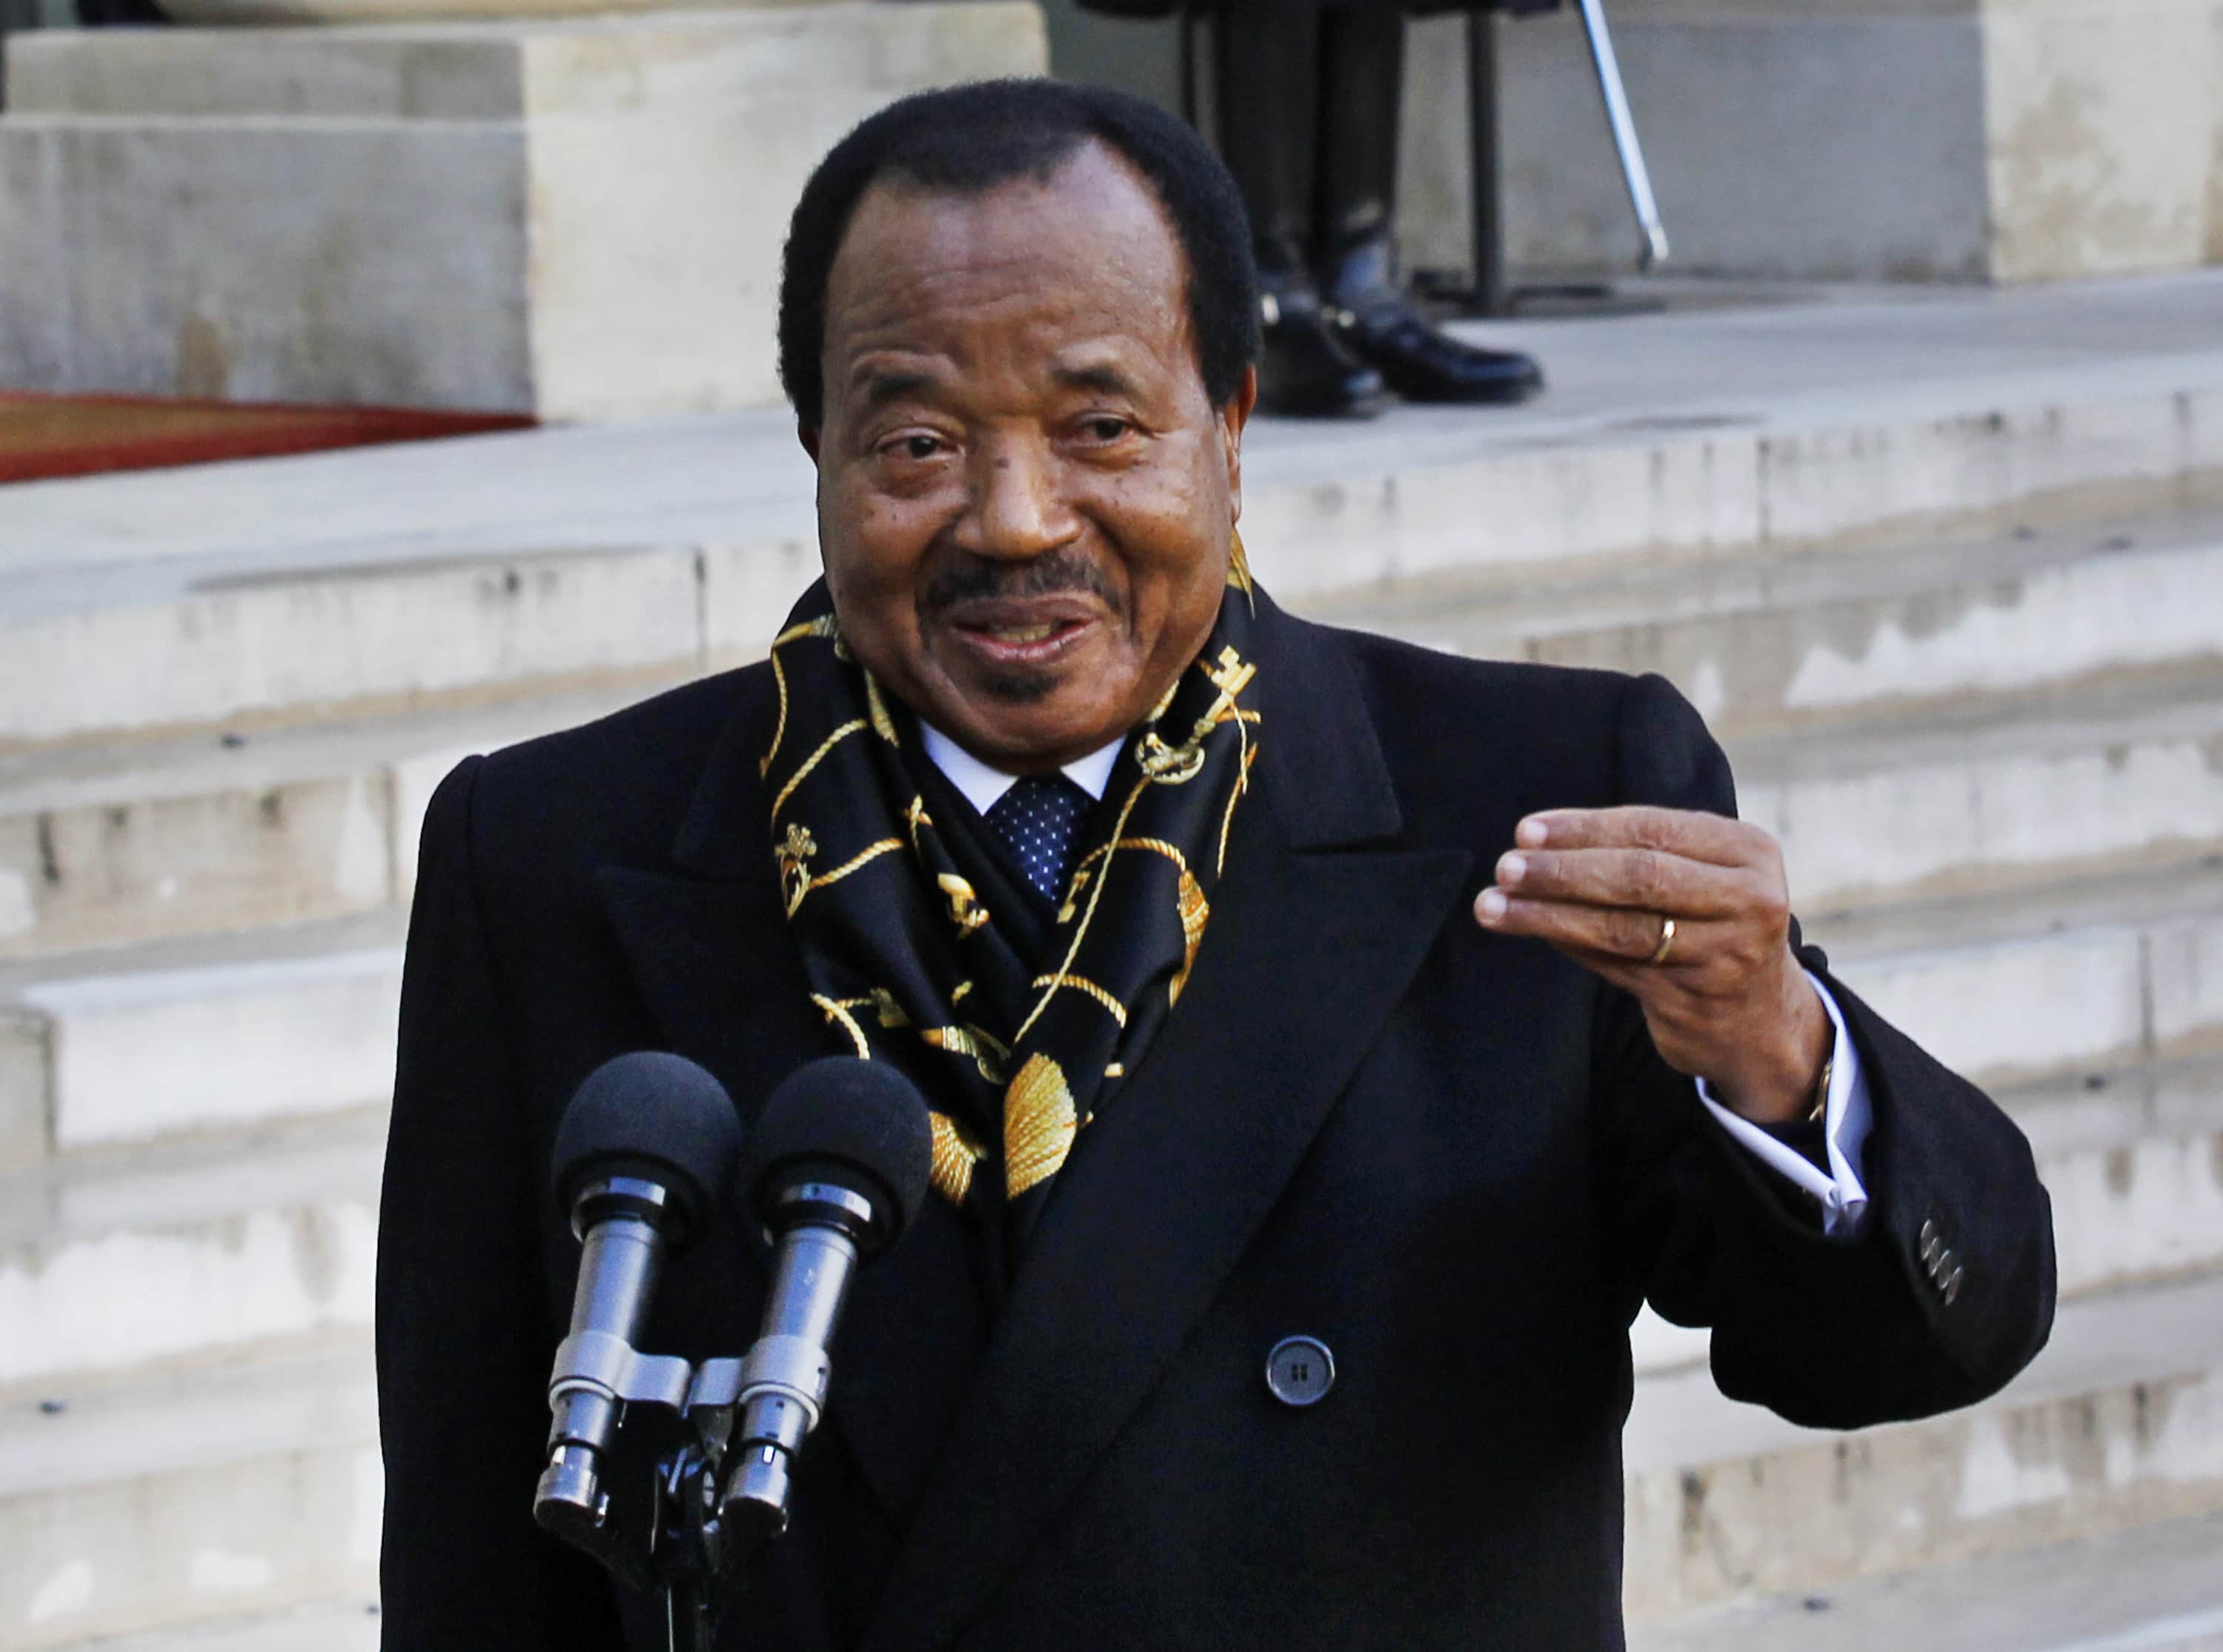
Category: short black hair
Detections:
[{"x1": 778, "y1": 78, "x2": 1260, "y2": 428}]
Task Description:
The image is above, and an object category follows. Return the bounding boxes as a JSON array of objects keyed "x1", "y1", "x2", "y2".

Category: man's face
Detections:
[{"x1": 808, "y1": 141, "x2": 1254, "y2": 773}]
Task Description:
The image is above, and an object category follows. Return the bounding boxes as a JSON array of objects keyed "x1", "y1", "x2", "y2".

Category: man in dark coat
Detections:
[
  {"x1": 1077, "y1": 0, "x2": 1554, "y2": 415},
  {"x1": 376, "y1": 81, "x2": 2054, "y2": 1651}
]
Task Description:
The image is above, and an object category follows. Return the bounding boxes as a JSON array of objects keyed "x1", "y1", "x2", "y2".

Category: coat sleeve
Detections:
[
  {"x1": 1593, "y1": 673, "x2": 2057, "y2": 1427},
  {"x1": 376, "y1": 757, "x2": 626, "y2": 1648}
]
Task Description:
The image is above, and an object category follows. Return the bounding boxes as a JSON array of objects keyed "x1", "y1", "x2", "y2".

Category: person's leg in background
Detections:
[
  {"x1": 75, "y1": 0, "x2": 170, "y2": 23},
  {"x1": 1312, "y1": 4, "x2": 1543, "y2": 403},
  {"x1": 1213, "y1": 3, "x2": 1389, "y2": 418}
]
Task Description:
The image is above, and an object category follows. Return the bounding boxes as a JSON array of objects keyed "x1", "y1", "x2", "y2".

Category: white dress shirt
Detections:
[{"x1": 919, "y1": 722, "x2": 1873, "y2": 1238}]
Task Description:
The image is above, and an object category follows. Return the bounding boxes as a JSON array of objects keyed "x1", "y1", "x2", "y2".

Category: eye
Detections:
[
  {"x1": 880, "y1": 433, "x2": 947, "y2": 463},
  {"x1": 1078, "y1": 416, "x2": 1132, "y2": 443}
]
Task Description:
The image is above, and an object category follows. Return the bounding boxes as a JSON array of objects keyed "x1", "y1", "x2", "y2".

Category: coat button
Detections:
[
  {"x1": 1938, "y1": 1252, "x2": 1963, "y2": 1302},
  {"x1": 1265, "y1": 1336, "x2": 1336, "y2": 1408}
]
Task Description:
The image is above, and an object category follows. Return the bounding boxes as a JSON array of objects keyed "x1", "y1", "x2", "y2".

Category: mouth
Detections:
[{"x1": 938, "y1": 597, "x2": 1103, "y2": 669}]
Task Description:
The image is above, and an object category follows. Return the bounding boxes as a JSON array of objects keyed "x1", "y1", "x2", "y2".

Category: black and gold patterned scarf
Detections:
[{"x1": 760, "y1": 571, "x2": 1262, "y2": 1245}]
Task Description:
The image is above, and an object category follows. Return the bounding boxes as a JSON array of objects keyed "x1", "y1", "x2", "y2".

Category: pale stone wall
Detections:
[
  {"x1": 1401, "y1": 0, "x2": 2223, "y2": 287},
  {"x1": 1983, "y1": 0, "x2": 2223, "y2": 282},
  {"x1": 2211, "y1": 0, "x2": 2223, "y2": 264},
  {"x1": 164, "y1": 0, "x2": 837, "y2": 25},
  {"x1": 0, "y1": 2, "x2": 1050, "y2": 416}
]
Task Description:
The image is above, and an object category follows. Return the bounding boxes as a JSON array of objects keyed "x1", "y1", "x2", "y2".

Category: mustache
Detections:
[{"x1": 917, "y1": 549, "x2": 1126, "y2": 619}]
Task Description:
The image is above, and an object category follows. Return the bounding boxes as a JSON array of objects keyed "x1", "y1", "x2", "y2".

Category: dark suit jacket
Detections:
[{"x1": 376, "y1": 594, "x2": 2055, "y2": 1651}]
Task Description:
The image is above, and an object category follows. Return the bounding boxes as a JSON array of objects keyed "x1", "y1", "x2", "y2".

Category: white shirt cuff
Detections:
[{"x1": 1695, "y1": 972, "x2": 1873, "y2": 1238}]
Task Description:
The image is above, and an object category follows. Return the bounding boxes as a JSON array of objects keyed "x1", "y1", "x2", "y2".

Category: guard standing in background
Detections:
[{"x1": 1081, "y1": 0, "x2": 1555, "y2": 416}]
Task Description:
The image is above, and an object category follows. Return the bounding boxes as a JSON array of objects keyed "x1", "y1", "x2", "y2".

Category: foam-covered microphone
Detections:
[
  {"x1": 535, "y1": 1051, "x2": 742, "y2": 1573},
  {"x1": 717, "y1": 1057, "x2": 933, "y2": 1565}
]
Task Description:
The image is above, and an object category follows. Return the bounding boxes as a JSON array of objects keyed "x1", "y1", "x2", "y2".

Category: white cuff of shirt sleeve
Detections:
[{"x1": 1695, "y1": 972, "x2": 1873, "y2": 1238}]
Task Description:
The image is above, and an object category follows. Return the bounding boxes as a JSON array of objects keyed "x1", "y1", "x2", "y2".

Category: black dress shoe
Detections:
[
  {"x1": 1255, "y1": 287, "x2": 1389, "y2": 420},
  {"x1": 1319, "y1": 241, "x2": 1544, "y2": 407}
]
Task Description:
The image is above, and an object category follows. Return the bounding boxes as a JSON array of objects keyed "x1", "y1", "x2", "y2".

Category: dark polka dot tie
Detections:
[{"x1": 985, "y1": 775, "x2": 1091, "y2": 901}]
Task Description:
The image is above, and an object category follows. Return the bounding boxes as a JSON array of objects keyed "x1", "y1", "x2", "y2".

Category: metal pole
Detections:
[
  {"x1": 1573, "y1": 0, "x2": 1669, "y2": 268},
  {"x1": 1465, "y1": 9, "x2": 1510, "y2": 315}
]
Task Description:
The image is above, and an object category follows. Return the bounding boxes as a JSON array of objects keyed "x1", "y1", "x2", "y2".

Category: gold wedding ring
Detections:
[{"x1": 1647, "y1": 915, "x2": 1678, "y2": 966}]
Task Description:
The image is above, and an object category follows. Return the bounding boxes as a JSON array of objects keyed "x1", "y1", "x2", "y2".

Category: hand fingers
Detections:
[
  {"x1": 1474, "y1": 891, "x2": 1718, "y2": 964},
  {"x1": 1515, "y1": 805, "x2": 1760, "y2": 868},
  {"x1": 1492, "y1": 846, "x2": 1756, "y2": 919},
  {"x1": 1546, "y1": 942, "x2": 1667, "y2": 1004}
]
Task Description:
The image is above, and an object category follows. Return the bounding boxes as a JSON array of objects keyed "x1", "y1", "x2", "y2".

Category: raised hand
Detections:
[{"x1": 1473, "y1": 805, "x2": 1830, "y2": 1125}]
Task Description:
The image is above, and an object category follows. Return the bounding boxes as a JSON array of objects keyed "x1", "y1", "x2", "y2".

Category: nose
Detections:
[{"x1": 951, "y1": 436, "x2": 1080, "y2": 562}]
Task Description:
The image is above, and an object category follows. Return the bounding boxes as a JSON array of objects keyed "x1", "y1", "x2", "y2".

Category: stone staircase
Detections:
[
  {"x1": 1320, "y1": 501, "x2": 2223, "y2": 1634},
  {"x1": 5, "y1": 276, "x2": 2223, "y2": 1647}
]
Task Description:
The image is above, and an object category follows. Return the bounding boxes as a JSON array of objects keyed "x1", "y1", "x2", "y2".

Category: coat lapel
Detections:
[
  {"x1": 591, "y1": 675, "x2": 812, "y2": 1136},
  {"x1": 862, "y1": 606, "x2": 1474, "y2": 1652},
  {"x1": 596, "y1": 866, "x2": 796, "y2": 1105}
]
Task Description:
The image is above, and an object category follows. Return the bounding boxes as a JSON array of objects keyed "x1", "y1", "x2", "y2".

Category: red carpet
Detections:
[{"x1": 0, "y1": 390, "x2": 534, "y2": 484}]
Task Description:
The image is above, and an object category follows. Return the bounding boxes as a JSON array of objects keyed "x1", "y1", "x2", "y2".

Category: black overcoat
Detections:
[{"x1": 376, "y1": 594, "x2": 2055, "y2": 1651}]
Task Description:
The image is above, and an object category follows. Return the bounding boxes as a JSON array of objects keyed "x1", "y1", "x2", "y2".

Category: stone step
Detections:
[
  {"x1": 0, "y1": 539, "x2": 745, "y2": 754},
  {"x1": 1624, "y1": 877, "x2": 2223, "y2": 1375},
  {"x1": 1629, "y1": 1508, "x2": 2223, "y2": 1651},
  {"x1": 0, "y1": 813, "x2": 2210, "y2": 1167},
  {"x1": 0, "y1": 1110, "x2": 382, "y2": 1397},
  {"x1": 0, "y1": 915, "x2": 402, "y2": 1169},
  {"x1": 40, "y1": 1599, "x2": 382, "y2": 1652},
  {"x1": 1623, "y1": 1268, "x2": 2223, "y2": 1620},
  {"x1": 1978, "y1": 1054, "x2": 2223, "y2": 1302},
  {"x1": 45, "y1": 1533, "x2": 2223, "y2": 1652},
  {"x1": 1331, "y1": 503, "x2": 2223, "y2": 741},
  {"x1": 0, "y1": 959, "x2": 2207, "y2": 1393},
  {"x1": 1738, "y1": 673, "x2": 2223, "y2": 912},
  {"x1": 6, "y1": 278, "x2": 2223, "y2": 750},
  {"x1": 0, "y1": 793, "x2": 2210, "y2": 1391},
  {"x1": 2, "y1": 610, "x2": 2215, "y2": 965},
  {"x1": 0, "y1": 1348, "x2": 378, "y2": 1651},
  {"x1": 2, "y1": 914, "x2": 2211, "y2": 1397},
  {"x1": 3, "y1": 1032, "x2": 2206, "y2": 1399},
  {"x1": 1630, "y1": 1048, "x2": 2223, "y2": 1375},
  {"x1": 2, "y1": 1046, "x2": 2199, "y2": 1396},
  {"x1": 0, "y1": 682, "x2": 650, "y2": 962},
  {"x1": 1815, "y1": 859, "x2": 2223, "y2": 1092},
  {"x1": 9, "y1": 1271, "x2": 2216, "y2": 1645}
]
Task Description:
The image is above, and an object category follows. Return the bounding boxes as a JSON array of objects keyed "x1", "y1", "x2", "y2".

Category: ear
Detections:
[{"x1": 1220, "y1": 366, "x2": 1257, "y2": 523}]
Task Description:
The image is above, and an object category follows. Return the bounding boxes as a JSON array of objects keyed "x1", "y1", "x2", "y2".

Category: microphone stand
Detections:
[
  {"x1": 653, "y1": 1443, "x2": 724, "y2": 1652},
  {"x1": 535, "y1": 1337, "x2": 762, "y2": 1652},
  {"x1": 540, "y1": 1346, "x2": 801, "y2": 1652}
]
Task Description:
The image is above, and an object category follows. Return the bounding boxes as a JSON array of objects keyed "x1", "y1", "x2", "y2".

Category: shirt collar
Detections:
[{"x1": 917, "y1": 720, "x2": 1124, "y2": 816}]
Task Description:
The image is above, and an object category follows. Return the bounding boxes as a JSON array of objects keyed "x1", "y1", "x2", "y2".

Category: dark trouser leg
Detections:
[
  {"x1": 1212, "y1": 2, "x2": 1317, "y2": 279},
  {"x1": 1313, "y1": 4, "x2": 1405, "y2": 268},
  {"x1": 76, "y1": 0, "x2": 170, "y2": 21},
  {"x1": 1312, "y1": 7, "x2": 1544, "y2": 405},
  {"x1": 1211, "y1": 2, "x2": 1386, "y2": 418}
]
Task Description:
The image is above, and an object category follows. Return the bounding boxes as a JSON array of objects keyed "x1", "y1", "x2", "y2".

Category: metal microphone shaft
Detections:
[
  {"x1": 714, "y1": 1061, "x2": 933, "y2": 1574},
  {"x1": 537, "y1": 1176, "x2": 676, "y2": 1538},
  {"x1": 720, "y1": 1184, "x2": 871, "y2": 1546}
]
